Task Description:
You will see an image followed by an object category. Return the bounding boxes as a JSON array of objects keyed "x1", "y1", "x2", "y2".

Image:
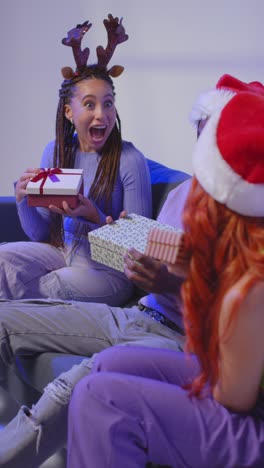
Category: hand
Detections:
[
  {"x1": 105, "y1": 210, "x2": 127, "y2": 225},
  {"x1": 124, "y1": 248, "x2": 183, "y2": 294},
  {"x1": 48, "y1": 193, "x2": 100, "y2": 223},
  {"x1": 163, "y1": 235, "x2": 190, "y2": 279},
  {"x1": 166, "y1": 253, "x2": 189, "y2": 279},
  {"x1": 15, "y1": 168, "x2": 41, "y2": 203}
]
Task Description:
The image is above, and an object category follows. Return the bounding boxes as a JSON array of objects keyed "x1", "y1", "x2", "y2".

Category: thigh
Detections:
[
  {"x1": 70, "y1": 372, "x2": 264, "y2": 468},
  {"x1": 93, "y1": 346, "x2": 199, "y2": 386},
  {"x1": 0, "y1": 301, "x2": 133, "y2": 359},
  {"x1": 0, "y1": 241, "x2": 66, "y2": 299},
  {"x1": 115, "y1": 309, "x2": 185, "y2": 353},
  {"x1": 39, "y1": 266, "x2": 134, "y2": 305}
]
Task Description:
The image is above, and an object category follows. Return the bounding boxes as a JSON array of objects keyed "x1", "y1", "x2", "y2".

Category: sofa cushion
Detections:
[
  {"x1": 147, "y1": 159, "x2": 191, "y2": 218},
  {"x1": 0, "y1": 197, "x2": 28, "y2": 243}
]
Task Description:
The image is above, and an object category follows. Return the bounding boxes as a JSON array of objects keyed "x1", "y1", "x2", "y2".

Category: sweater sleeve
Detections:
[
  {"x1": 118, "y1": 142, "x2": 152, "y2": 218},
  {"x1": 16, "y1": 141, "x2": 55, "y2": 241},
  {"x1": 157, "y1": 178, "x2": 192, "y2": 228},
  {"x1": 79, "y1": 142, "x2": 152, "y2": 229}
]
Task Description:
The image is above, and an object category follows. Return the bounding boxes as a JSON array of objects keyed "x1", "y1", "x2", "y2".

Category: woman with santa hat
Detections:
[{"x1": 67, "y1": 84, "x2": 264, "y2": 468}]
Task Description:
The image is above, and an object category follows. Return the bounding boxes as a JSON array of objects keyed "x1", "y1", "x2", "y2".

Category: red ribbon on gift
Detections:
[{"x1": 30, "y1": 168, "x2": 63, "y2": 195}]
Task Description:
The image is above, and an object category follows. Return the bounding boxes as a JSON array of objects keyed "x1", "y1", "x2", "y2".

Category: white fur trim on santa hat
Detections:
[
  {"x1": 192, "y1": 107, "x2": 264, "y2": 217},
  {"x1": 189, "y1": 88, "x2": 235, "y2": 128}
]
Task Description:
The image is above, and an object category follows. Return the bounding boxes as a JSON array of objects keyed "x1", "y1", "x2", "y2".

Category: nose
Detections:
[{"x1": 94, "y1": 104, "x2": 105, "y2": 120}]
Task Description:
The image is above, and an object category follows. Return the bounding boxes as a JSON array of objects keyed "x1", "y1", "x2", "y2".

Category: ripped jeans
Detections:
[
  {"x1": 0, "y1": 358, "x2": 95, "y2": 468},
  {"x1": 0, "y1": 298, "x2": 184, "y2": 467}
]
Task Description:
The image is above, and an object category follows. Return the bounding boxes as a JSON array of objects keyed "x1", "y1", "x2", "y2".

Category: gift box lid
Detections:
[
  {"x1": 88, "y1": 213, "x2": 183, "y2": 256},
  {"x1": 26, "y1": 168, "x2": 84, "y2": 196},
  {"x1": 145, "y1": 227, "x2": 184, "y2": 264}
]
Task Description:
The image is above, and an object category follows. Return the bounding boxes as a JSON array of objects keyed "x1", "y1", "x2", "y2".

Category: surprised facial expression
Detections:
[{"x1": 65, "y1": 78, "x2": 117, "y2": 153}]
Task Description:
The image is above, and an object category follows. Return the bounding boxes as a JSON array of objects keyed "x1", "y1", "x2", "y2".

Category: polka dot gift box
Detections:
[{"x1": 88, "y1": 213, "x2": 183, "y2": 272}]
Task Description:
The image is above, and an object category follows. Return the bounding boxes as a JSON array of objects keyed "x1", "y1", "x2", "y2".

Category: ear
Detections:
[
  {"x1": 108, "y1": 65, "x2": 124, "y2": 78},
  {"x1": 64, "y1": 104, "x2": 72, "y2": 121},
  {"x1": 61, "y1": 67, "x2": 75, "y2": 79}
]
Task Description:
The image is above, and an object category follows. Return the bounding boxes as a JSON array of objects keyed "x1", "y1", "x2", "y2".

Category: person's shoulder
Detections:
[
  {"x1": 239, "y1": 277, "x2": 264, "y2": 317},
  {"x1": 163, "y1": 177, "x2": 192, "y2": 206},
  {"x1": 221, "y1": 274, "x2": 264, "y2": 330},
  {"x1": 43, "y1": 140, "x2": 55, "y2": 152},
  {"x1": 121, "y1": 140, "x2": 146, "y2": 161},
  {"x1": 40, "y1": 140, "x2": 55, "y2": 165}
]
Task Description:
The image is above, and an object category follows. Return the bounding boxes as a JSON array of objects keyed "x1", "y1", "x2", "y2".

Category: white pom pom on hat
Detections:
[
  {"x1": 189, "y1": 73, "x2": 264, "y2": 128},
  {"x1": 192, "y1": 91, "x2": 264, "y2": 217}
]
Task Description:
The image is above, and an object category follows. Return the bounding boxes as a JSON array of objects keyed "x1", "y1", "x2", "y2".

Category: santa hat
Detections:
[
  {"x1": 192, "y1": 91, "x2": 264, "y2": 217},
  {"x1": 189, "y1": 74, "x2": 264, "y2": 128}
]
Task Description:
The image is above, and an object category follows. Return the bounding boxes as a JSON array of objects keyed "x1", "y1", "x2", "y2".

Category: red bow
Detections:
[{"x1": 31, "y1": 168, "x2": 62, "y2": 195}]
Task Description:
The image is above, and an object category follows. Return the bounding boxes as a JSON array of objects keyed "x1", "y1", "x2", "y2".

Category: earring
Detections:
[{"x1": 70, "y1": 118, "x2": 73, "y2": 124}]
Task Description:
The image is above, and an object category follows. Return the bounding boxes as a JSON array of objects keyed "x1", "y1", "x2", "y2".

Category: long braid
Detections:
[{"x1": 89, "y1": 112, "x2": 122, "y2": 212}]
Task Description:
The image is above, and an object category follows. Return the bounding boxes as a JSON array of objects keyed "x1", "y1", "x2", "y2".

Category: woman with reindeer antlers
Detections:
[{"x1": 0, "y1": 14, "x2": 152, "y2": 305}]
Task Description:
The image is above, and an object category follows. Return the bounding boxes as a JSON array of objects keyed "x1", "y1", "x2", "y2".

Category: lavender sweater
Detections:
[{"x1": 17, "y1": 140, "x2": 152, "y2": 244}]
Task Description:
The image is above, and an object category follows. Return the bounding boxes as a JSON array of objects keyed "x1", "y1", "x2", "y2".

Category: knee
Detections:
[
  {"x1": 92, "y1": 346, "x2": 126, "y2": 373},
  {"x1": 92, "y1": 346, "x2": 147, "y2": 376},
  {"x1": 70, "y1": 373, "x2": 104, "y2": 412}
]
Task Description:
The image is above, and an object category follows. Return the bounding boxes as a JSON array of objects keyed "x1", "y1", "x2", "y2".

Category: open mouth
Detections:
[{"x1": 90, "y1": 125, "x2": 107, "y2": 140}]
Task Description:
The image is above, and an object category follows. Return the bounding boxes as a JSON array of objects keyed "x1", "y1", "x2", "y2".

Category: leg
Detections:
[
  {"x1": 38, "y1": 236, "x2": 135, "y2": 304},
  {"x1": 68, "y1": 357, "x2": 264, "y2": 468},
  {"x1": 92, "y1": 345, "x2": 199, "y2": 385},
  {"x1": 0, "y1": 241, "x2": 65, "y2": 299},
  {"x1": 0, "y1": 299, "x2": 124, "y2": 384},
  {"x1": 39, "y1": 266, "x2": 134, "y2": 305},
  {"x1": 0, "y1": 357, "x2": 96, "y2": 468},
  {"x1": 0, "y1": 301, "x2": 184, "y2": 467},
  {"x1": 0, "y1": 300, "x2": 184, "y2": 381}
]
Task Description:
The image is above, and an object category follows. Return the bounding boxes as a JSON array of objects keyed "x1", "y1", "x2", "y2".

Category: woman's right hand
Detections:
[
  {"x1": 105, "y1": 211, "x2": 127, "y2": 225},
  {"x1": 15, "y1": 168, "x2": 40, "y2": 203}
]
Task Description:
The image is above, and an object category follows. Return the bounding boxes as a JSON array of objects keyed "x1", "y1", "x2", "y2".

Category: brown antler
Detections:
[
  {"x1": 96, "y1": 14, "x2": 128, "y2": 69},
  {"x1": 62, "y1": 20, "x2": 92, "y2": 71}
]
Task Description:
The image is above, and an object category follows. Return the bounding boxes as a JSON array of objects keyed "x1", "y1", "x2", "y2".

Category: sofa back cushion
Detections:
[{"x1": 147, "y1": 159, "x2": 191, "y2": 219}]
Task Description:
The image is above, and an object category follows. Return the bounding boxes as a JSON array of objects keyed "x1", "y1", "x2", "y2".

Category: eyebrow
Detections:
[{"x1": 81, "y1": 93, "x2": 114, "y2": 102}]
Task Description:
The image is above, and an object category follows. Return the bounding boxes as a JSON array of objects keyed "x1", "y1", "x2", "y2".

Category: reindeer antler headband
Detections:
[{"x1": 61, "y1": 14, "x2": 129, "y2": 80}]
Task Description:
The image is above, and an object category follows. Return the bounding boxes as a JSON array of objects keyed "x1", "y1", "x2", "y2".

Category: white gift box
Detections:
[
  {"x1": 26, "y1": 168, "x2": 84, "y2": 208},
  {"x1": 89, "y1": 213, "x2": 183, "y2": 272}
]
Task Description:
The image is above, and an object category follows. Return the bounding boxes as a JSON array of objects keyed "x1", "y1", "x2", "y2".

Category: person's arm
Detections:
[
  {"x1": 122, "y1": 176, "x2": 193, "y2": 293},
  {"x1": 48, "y1": 143, "x2": 152, "y2": 229},
  {"x1": 157, "y1": 178, "x2": 192, "y2": 229},
  {"x1": 213, "y1": 276, "x2": 264, "y2": 412},
  {"x1": 118, "y1": 143, "x2": 152, "y2": 218},
  {"x1": 15, "y1": 142, "x2": 55, "y2": 241}
]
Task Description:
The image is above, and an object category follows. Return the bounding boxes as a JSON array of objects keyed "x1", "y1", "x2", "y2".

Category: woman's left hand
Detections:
[
  {"x1": 48, "y1": 193, "x2": 100, "y2": 223},
  {"x1": 124, "y1": 248, "x2": 183, "y2": 294}
]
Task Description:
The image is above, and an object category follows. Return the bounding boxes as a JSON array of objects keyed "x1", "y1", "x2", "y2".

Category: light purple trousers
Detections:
[
  {"x1": 0, "y1": 240, "x2": 133, "y2": 305},
  {"x1": 68, "y1": 346, "x2": 264, "y2": 468}
]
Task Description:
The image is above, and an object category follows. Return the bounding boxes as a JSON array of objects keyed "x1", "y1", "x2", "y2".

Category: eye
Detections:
[
  {"x1": 104, "y1": 100, "x2": 114, "y2": 108},
  {"x1": 84, "y1": 101, "x2": 95, "y2": 109}
]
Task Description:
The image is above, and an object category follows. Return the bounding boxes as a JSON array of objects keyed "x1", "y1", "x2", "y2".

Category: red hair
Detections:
[{"x1": 181, "y1": 177, "x2": 264, "y2": 396}]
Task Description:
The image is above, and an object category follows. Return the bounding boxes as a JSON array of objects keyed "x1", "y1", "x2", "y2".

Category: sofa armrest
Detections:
[{"x1": 0, "y1": 197, "x2": 28, "y2": 243}]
